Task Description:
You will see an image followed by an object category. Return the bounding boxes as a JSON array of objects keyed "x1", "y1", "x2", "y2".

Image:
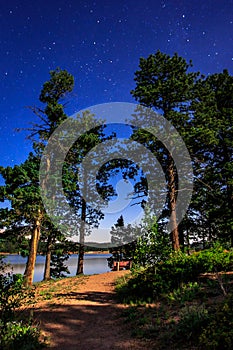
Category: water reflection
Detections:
[{"x1": 3, "y1": 254, "x2": 112, "y2": 282}]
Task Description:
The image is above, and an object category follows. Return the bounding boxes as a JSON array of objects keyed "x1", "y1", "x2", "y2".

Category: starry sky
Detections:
[{"x1": 0, "y1": 0, "x2": 233, "y2": 168}]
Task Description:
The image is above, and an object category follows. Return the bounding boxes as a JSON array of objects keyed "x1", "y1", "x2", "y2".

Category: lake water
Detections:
[{"x1": 3, "y1": 254, "x2": 112, "y2": 282}]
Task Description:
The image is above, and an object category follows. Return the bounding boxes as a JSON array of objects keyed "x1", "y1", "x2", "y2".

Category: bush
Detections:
[
  {"x1": 199, "y1": 294, "x2": 233, "y2": 349},
  {"x1": 167, "y1": 281, "x2": 201, "y2": 303},
  {"x1": 0, "y1": 271, "x2": 34, "y2": 323},
  {"x1": 175, "y1": 304, "x2": 210, "y2": 341},
  {"x1": 133, "y1": 216, "x2": 172, "y2": 269},
  {"x1": 0, "y1": 257, "x2": 44, "y2": 349},
  {"x1": 116, "y1": 244, "x2": 233, "y2": 303},
  {"x1": 50, "y1": 248, "x2": 70, "y2": 279},
  {"x1": 0, "y1": 320, "x2": 43, "y2": 350},
  {"x1": 192, "y1": 244, "x2": 233, "y2": 273}
]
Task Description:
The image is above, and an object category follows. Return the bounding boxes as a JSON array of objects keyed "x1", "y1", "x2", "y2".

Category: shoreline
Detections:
[{"x1": 1, "y1": 251, "x2": 111, "y2": 256}]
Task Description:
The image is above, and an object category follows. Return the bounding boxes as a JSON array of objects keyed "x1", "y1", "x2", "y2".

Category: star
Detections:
[{"x1": 0, "y1": 0, "x2": 232, "y2": 172}]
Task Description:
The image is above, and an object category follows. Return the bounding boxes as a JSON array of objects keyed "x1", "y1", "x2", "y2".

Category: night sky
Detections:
[{"x1": 1, "y1": 0, "x2": 233, "y2": 167}]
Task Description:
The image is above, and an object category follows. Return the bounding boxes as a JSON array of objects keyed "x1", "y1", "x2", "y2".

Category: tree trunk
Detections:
[
  {"x1": 24, "y1": 217, "x2": 41, "y2": 287},
  {"x1": 179, "y1": 224, "x2": 184, "y2": 251},
  {"x1": 76, "y1": 197, "x2": 86, "y2": 275},
  {"x1": 43, "y1": 233, "x2": 52, "y2": 281},
  {"x1": 222, "y1": 144, "x2": 233, "y2": 247},
  {"x1": 186, "y1": 228, "x2": 190, "y2": 255},
  {"x1": 77, "y1": 243, "x2": 85, "y2": 275},
  {"x1": 168, "y1": 154, "x2": 180, "y2": 251},
  {"x1": 42, "y1": 155, "x2": 54, "y2": 281}
]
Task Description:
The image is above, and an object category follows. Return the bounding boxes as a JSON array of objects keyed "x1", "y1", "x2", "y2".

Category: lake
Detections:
[{"x1": 3, "y1": 254, "x2": 112, "y2": 282}]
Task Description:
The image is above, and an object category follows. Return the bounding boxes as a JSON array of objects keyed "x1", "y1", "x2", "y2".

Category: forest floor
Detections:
[
  {"x1": 31, "y1": 271, "x2": 153, "y2": 349},
  {"x1": 28, "y1": 270, "x2": 233, "y2": 350}
]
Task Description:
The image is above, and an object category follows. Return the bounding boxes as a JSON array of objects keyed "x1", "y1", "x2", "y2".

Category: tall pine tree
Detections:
[{"x1": 131, "y1": 50, "x2": 199, "y2": 250}]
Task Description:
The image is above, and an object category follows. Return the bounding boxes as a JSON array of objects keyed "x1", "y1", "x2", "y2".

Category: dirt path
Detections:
[{"x1": 33, "y1": 271, "x2": 151, "y2": 350}]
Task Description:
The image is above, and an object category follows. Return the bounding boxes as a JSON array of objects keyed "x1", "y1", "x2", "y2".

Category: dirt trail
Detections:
[{"x1": 33, "y1": 271, "x2": 150, "y2": 350}]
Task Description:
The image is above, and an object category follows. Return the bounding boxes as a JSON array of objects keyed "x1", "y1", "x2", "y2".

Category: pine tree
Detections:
[
  {"x1": 28, "y1": 68, "x2": 74, "y2": 282},
  {"x1": 63, "y1": 112, "x2": 115, "y2": 274},
  {"x1": 131, "y1": 50, "x2": 199, "y2": 250},
  {"x1": 190, "y1": 70, "x2": 233, "y2": 245},
  {"x1": 0, "y1": 152, "x2": 44, "y2": 286},
  {"x1": 0, "y1": 69, "x2": 75, "y2": 286}
]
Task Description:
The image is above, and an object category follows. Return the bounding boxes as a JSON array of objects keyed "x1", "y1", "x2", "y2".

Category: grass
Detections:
[
  {"x1": 116, "y1": 272, "x2": 233, "y2": 349},
  {"x1": 34, "y1": 274, "x2": 89, "y2": 303}
]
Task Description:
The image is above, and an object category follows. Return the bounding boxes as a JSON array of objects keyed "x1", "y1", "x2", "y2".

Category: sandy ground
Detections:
[{"x1": 33, "y1": 271, "x2": 152, "y2": 350}]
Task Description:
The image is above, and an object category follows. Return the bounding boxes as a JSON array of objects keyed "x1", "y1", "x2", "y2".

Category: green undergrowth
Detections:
[
  {"x1": 0, "y1": 258, "x2": 47, "y2": 349},
  {"x1": 116, "y1": 245, "x2": 233, "y2": 304},
  {"x1": 116, "y1": 246, "x2": 233, "y2": 349},
  {"x1": 118, "y1": 279, "x2": 233, "y2": 349}
]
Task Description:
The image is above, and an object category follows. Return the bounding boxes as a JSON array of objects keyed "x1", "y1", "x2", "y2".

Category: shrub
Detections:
[
  {"x1": 116, "y1": 244, "x2": 233, "y2": 303},
  {"x1": 0, "y1": 320, "x2": 43, "y2": 350},
  {"x1": 193, "y1": 244, "x2": 233, "y2": 273},
  {"x1": 199, "y1": 294, "x2": 233, "y2": 349},
  {"x1": 50, "y1": 249, "x2": 70, "y2": 279},
  {"x1": 175, "y1": 304, "x2": 210, "y2": 341},
  {"x1": 0, "y1": 257, "x2": 44, "y2": 349},
  {"x1": 133, "y1": 215, "x2": 172, "y2": 269},
  {"x1": 167, "y1": 281, "x2": 201, "y2": 303},
  {"x1": 116, "y1": 268, "x2": 156, "y2": 303},
  {"x1": 0, "y1": 271, "x2": 34, "y2": 323}
]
